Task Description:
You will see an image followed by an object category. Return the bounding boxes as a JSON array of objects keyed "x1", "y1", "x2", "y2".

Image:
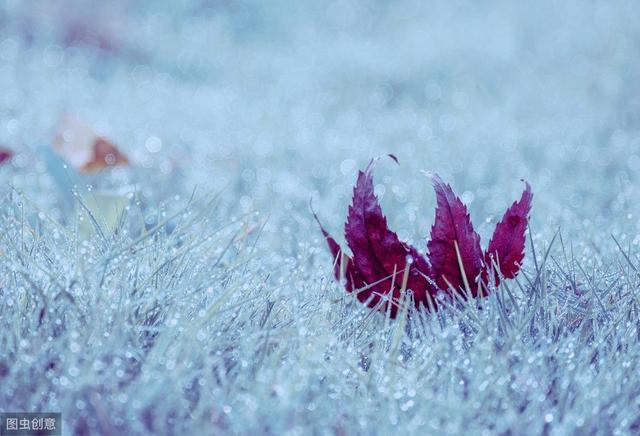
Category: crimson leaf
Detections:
[
  {"x1": 427, "y1": 175, "x2": 483, "y2": 297},
  {"x1": 344, "y1": 159, "x2": 434, "y2": 317},
  {"x1": 316, "y1": 158, "x2": 435, "y2": 318},
  {"x1": 316, "y1": 158, "x2": 533, "y2": 318},
  {"x1": 0, "y1": 147, "x2": 13, "y2": 165},
  {"x1": 482, "y1": 182, "x2": 533, "y2": 286}
]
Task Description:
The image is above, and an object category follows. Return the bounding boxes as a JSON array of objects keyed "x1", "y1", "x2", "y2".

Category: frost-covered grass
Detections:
[
  {"x1": 2, "y1": 1, "x2": 640, "y2": 434},
  {"x1": 3, "y1": 192, "x2": 640, "y2": 435}
]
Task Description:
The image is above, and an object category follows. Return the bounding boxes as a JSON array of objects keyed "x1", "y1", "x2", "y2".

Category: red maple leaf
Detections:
[{"x1": 315, "y1": 157, "x2": 532, "y2": 317}]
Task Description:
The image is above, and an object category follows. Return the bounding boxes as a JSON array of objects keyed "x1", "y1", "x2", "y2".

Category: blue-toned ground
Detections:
[{"x1": 1, "y1": 1, "x2": 640, "y2": 434}]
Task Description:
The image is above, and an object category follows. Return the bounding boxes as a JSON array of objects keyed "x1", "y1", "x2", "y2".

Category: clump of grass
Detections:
[{"x1": 1, "y1": 185, "x2": 640, "y2": 434}]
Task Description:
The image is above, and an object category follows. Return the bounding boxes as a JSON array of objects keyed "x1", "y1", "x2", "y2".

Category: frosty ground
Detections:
[{"x1": 1, "y1": 1, "x2": 640, "y2": 434}]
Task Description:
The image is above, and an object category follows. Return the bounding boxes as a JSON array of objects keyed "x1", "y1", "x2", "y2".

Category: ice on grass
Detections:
[{"x1": 1, "y1": 1, "x2": 640, "y2": 435}]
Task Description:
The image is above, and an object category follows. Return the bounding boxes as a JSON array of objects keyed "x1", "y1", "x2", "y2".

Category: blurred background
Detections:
[{"x1": 1, "y1": 0, "x2": 640, "y2": 250}]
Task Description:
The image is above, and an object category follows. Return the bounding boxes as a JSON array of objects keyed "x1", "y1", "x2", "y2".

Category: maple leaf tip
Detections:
[
  {"x1": 422, "y1": 171, "x2": 448, "y2": 191},
  {"x1": 429, "y1": 174, "x2": 459, "y2": 203},
  {"x1": 520, "y1": 181, "x2": 533, "y2": 208},
  {"x1": 429, "y1": 173, "x2": 446, "y2": 186}
]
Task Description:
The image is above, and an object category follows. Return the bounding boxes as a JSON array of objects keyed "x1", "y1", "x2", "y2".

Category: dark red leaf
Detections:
[
  {"x1": 344, "y1": 158, "x2": 434, "y2": 317},
  {"x1": 482, "y1": 182, "x2": 533, "y2": 286},
  {"x1": 0, "y1": 147, "x2": 13, "y2": 165},
  {"x1": 316, "y1": 158, "x2": 533, "y2": 318},
  {"x1": 427, "y1": 175, "x2": 483, "y2": 296}
]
